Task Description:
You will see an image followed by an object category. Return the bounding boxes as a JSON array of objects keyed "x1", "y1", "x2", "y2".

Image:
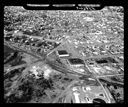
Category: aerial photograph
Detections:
[{"x1": 4, "y1": 6, "x2": 124, "y2": 103}]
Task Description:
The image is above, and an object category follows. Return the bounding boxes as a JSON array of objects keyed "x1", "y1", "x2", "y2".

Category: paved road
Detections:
[
  {"x1": 77, "y1": 39, "x2": 122, "y2": 48},
  {"x1": 96, "y1": 74, "x2": 123, "y2": 78},
  {"x1": 4, "y1": 53, "x2": 14, "y2": 63},
  {"x1": 95, "y1": 78, "x2": 111, "y2": 103},
  {"x1": 4, "y1": 34, "x2": 124, "y2": 103},
  {"x1": 52, "y1": 80, "x2": 78, "y2": 103},
  {"x1": 46, "y1": 59, "x2": 90, "y2": 76},
  {"x1": 98, "y1": 76, "x2": 123, "y2": 85},
  {"x1": 4, "y1": 41, "x2": 46, "y2": 60},
  {"x1": 5, "y1": 40, "x2": 91, "y2": 77},
  {"x1": 24, "y1": 34, "x2": 62, "y2": 43},
  {"x1": 4, "y1": 37, "x2": 124, "y2": 76},
  {"x1": 4, "y1": 63, "x2": 27, "y2": 74},
  {"x1": 5, "y1": 39, "x2": 123, "y2": 79},
  {"x1": 46, "y1": 38, "x2": 67, "y2": 57},
  {"x1": 84, "y1": 53, "x2": 123, "y2": 61}
]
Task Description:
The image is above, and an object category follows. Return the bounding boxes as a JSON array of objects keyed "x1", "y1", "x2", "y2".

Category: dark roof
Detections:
[
  {"x1": 95, "y1": 57, "x2": 118, "y2": 64},
  {"x1": 93, "y1": 98, "x2": 106, "y2": 103},
  {"x1": 95, "y1": 59, "x2": 108, "y2": 64},
  {"x1": 57, "y1": 50, "x2": 69, "y2": 55},
  {"x1": 107, "y1": 57, "x2": 118, "y2": 63},
  {"x1": 68, "y1": 58, "x2": 84, "y2": 65}
]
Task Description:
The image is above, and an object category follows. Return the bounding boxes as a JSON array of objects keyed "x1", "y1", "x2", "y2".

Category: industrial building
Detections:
[{"x1": 56, "y1": 50, "x2": 70, "y2": 58}]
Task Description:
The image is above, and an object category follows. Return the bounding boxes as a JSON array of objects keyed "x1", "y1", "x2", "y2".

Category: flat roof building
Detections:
[
  {"x1": 68, "y1": 58, "x2": 84, "y2": 65},
  {"x1": 56, "y1": 50, "x2": 70, "y2": 58},
  {"x1": 67, "y1": 58, "x2": 86, "y2": 74}
]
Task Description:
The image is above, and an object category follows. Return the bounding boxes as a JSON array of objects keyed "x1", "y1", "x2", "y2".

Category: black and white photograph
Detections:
[{"x1": 4, "y1": 5, "x2": 124, "y2": 103}]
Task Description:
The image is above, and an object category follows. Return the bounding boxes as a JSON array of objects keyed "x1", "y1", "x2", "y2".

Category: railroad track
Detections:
[
  {"x1": 4, "y1": 64, "x2": 27, "y2": 74},
  {"x1": 4, "y1": 40, "x2": 90, "y2": 77},
  {"x1": 96, "y1": 74, "x2": 123, "y2": 78},
  {"x1": 4, "y1": 41, "x2": 46, "y2": 60},
  {"x1": 4, "y1": 40, "x2": 123, "y2": 78}
]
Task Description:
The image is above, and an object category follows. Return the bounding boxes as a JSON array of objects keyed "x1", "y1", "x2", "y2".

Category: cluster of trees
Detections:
[
  {"x1": 4, "y1": 73, "x2": 55, "y2": 103},
  {"x1": 5, "y1": 81, "x2": 33, "y2": 103}
]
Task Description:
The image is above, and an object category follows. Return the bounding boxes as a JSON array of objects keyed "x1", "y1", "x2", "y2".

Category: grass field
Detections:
[{"x1": 4, "y1": 45, "x2": 16, "y2": 58}]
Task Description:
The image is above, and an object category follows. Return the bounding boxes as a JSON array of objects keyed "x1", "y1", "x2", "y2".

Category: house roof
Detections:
[
  {"x1": 68, "y1": 58, "x2": 84, "y2": 65},
  {"x1": 57, "y1": 50, "x2": 69, "y2": 55}
]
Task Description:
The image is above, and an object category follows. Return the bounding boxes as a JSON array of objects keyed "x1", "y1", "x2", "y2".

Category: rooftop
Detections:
[
  {"x1": 68, "y1": 58, "x2": 84, "y2": 65},
  {"x1": 57, "y1": 50, "x2": 69, "y2": 55}
]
